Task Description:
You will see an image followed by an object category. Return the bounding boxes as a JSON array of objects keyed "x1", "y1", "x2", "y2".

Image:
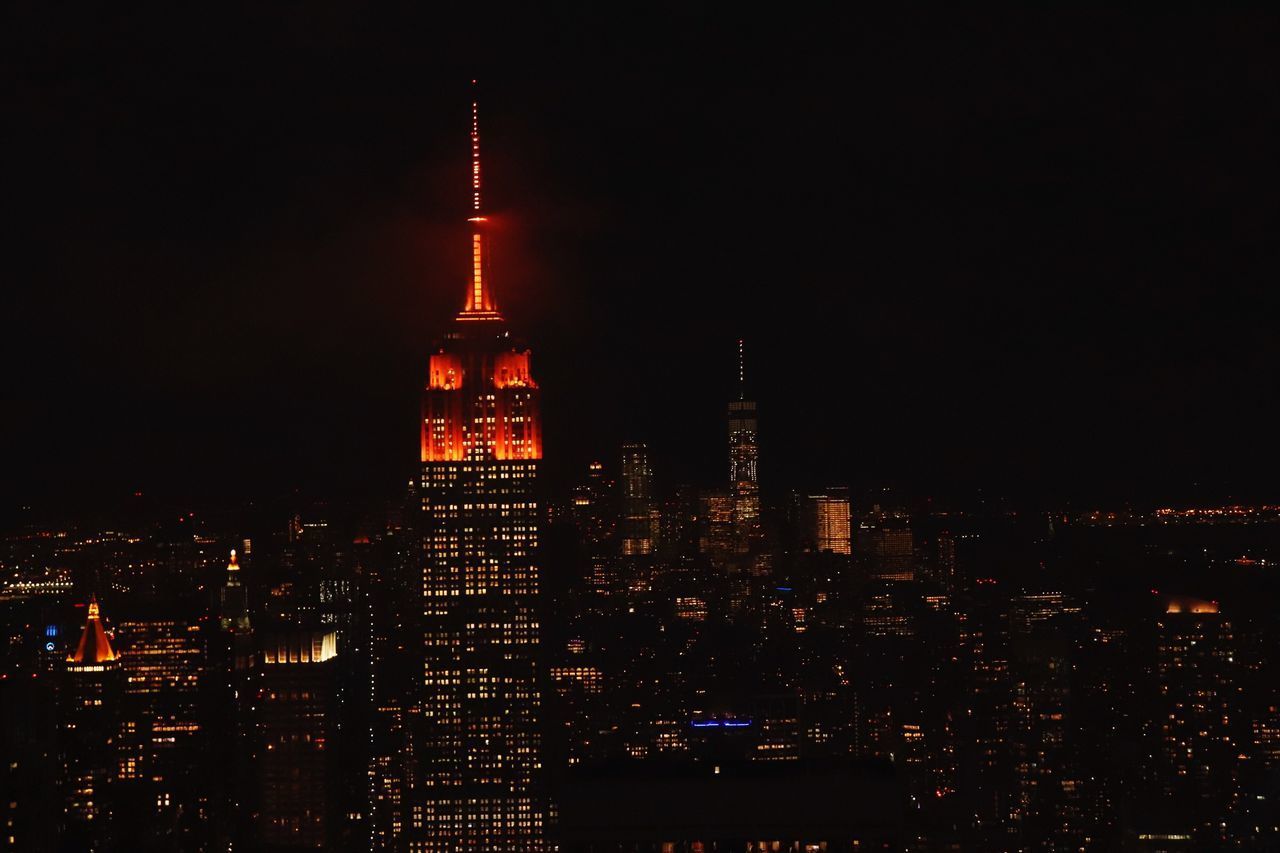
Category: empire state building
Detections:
[{"x1": 412, "y1": 89, "x2": 545, "y2": 849}]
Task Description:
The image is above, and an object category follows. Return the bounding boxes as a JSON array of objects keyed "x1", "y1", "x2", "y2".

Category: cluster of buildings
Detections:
[{"x1": 2, "y1": 98, "x2": 1279, "y2": 852}]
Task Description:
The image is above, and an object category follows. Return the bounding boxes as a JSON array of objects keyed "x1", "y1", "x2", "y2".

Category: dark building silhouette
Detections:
[
  {"x1": 257, "y1": 631, "x2": 338, "y2": 849},
  {"x1": 113, "y1": 614, "x2": 206, "y2": 845}
]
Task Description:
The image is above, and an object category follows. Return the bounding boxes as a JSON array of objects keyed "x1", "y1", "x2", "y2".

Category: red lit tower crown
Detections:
[{"x1": 420, "y1": 90, "x2": 542, "y2": 464}]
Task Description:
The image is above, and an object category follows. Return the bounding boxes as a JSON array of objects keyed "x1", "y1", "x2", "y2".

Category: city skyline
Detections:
[
  {"x1": 8, "y1": 8, "x2": 1280, "y2": 517},
  {"x1": 5, "y1": 8, "x2": 1280, "y2": 851}
]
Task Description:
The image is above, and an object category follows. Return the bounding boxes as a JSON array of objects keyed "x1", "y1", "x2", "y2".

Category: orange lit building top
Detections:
[
  {"x1": 69, "y1": 597, "x2": 117, "y2": 664},
  {"x1": 420, "y1": 84, "x2": 541, "y2": 463},
  {"x1": 1165, "y1": 596, "x2": 1220, "y2": 615}
]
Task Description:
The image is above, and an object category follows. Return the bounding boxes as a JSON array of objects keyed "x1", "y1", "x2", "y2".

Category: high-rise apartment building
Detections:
[{"x1": 412, "y1": 87, "x2": 545, "y2": 850}]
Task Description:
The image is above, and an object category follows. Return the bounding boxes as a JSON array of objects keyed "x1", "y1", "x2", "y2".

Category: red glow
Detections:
[
  {"x1": 1165, "y1": 596, "x2": 1219, "y2": 615},
  {"x1": 455, "y1": 89, "x2": 503, "y2": 321},
  {"x1": 422, "y1": 349, "x2": 542, "y2": 462},
  {"x1": 428, "y1": 353, "x2": 464, "y2": 390},
  {"x1": 421, "y1": 83, "x2": 540, "y2": 463}
]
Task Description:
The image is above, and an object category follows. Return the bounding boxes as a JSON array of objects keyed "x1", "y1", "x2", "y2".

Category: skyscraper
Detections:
[
  {"x1": 803, "y1": 490, "x2": 852, "y2": 555},
  {"x1": 113, "y1": 615, "x2": 205, "y2": 841},
  {"x1": 619, "y1": 443, "x2": 655, "y2": 557},
  {"x1": 364, "y1": 492, "x2": 422, "y2": 850},
  {"x1": 856, "y1": 518, "x2": 914, "y2": 581},
  {"x1": 728, "y1": 340, "x2": 760, "y2": 545},
  {"x1": 413, "y1": 86, "x2": 545, "y2": 850},
  {"x1": 1154, "y1": 598, "x2": 1238, "y2": 843},
  {"x1": 258, "y1": 630, "x2": 338, "y2": 849},
  {"x1": 212, "y1": 548, "x2": 256, "y2": 849},
  {"x1": 61, "y1": 598, "x2": 122, "y2": 850}
]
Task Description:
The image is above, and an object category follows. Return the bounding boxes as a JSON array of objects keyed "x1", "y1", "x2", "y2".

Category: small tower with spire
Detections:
[
  {"x1": 219, "y1": 548, "x2": 252, "y2": 634},
  {"x1": 62, "y1": 596, "x2": 123, "y2": 844},
  {"x1": 68, "y1": 596, "x2": 117, "y2": 665}
]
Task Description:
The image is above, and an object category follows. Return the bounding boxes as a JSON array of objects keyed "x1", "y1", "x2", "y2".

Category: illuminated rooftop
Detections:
[
  {"x1": 262, "y1": 630, "x2": 338, "y2": 665},
  {"x1": 69, "y1": 596, "x2": 117, "y2": 664},
  {"x1": 1165, "y1": 596, "x2": 1219, "y2": 615}
]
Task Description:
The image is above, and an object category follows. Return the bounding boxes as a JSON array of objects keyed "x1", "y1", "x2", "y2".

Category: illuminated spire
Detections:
[
  {"x1": 470, "y1": 87, "x2": 482, "y2": 214},
  {"x1": 220, "y1": 548, "x2": 251, "y2": 631},
  {"x1": 69, "y1": 595, "x2": 117, "y2": 664},
  {"x1": 459, "y1": 80, "x2": 502, "y2": 321},
  {"x1": 737, "y1": 339, "x2": 746, "y2": 401},
  {"x1": 225, "y1": 548, "x2": 241, "y2": 588}
]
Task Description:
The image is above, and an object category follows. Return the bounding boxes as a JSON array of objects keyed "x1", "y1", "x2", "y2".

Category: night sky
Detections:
[{"x1": 6, "y1": 6, "x2": 1279, "y2": 515}]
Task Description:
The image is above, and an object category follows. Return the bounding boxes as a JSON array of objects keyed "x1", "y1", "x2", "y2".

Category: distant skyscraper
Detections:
[
  {"x1": 570, "y1": 460, "x2": 612, "y2": 551},
  {"x1": 212, "y1": 548, "x2": 256, "y2": 848},
  {"x1": 857, "y1": 518, "x2": 914, "y2": 581},
  {"x1": 571, "y1": 461, "x2": 621, "y2": 598},
  {"x1": 413, "y1": 87, "x2": 545, "y2": 849},
  {"x1": 61, "y1": 598, "x2": 122, "y2": 850},
  {"x1": 219, "y1": 549, "x2": 252, "y2": 640},
  {"x1": 364, "y1": 491, "x2": 421, "y2": 851},
  {"x1": 1155, "y1": 598, "x2": 1238, "y2": 841},
  {"x1": 698, "y1": 489, "x2": 737, "y2": 561},
  {"x1": 728, "y1": 340, "x2": 760, "y2": 544},
  {"x1": 114, "y1": 615, "x2": 205, "y2": 840},
  {"x1": 804, "y1": 490, "x2": 851, "y2": 555},
  {"x1": 619, "y1": 443, "x2": 655, "y2": 557},
  {"x1": 934, "y1": 530, "x2": 958, "y2": 588},
  {"x1": 257, "y1": 631, "x2": 338, "y2": 849}
]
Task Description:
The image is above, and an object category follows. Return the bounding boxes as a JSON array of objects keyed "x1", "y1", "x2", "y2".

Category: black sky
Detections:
[{"x1": 5, "y1": 6, "x2": 1279, "y2": 515}]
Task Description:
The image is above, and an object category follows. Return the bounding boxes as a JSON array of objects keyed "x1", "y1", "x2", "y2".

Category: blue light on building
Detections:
[{"x1": 690, "y1": 718, "x2": 753, "y2": 729}]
